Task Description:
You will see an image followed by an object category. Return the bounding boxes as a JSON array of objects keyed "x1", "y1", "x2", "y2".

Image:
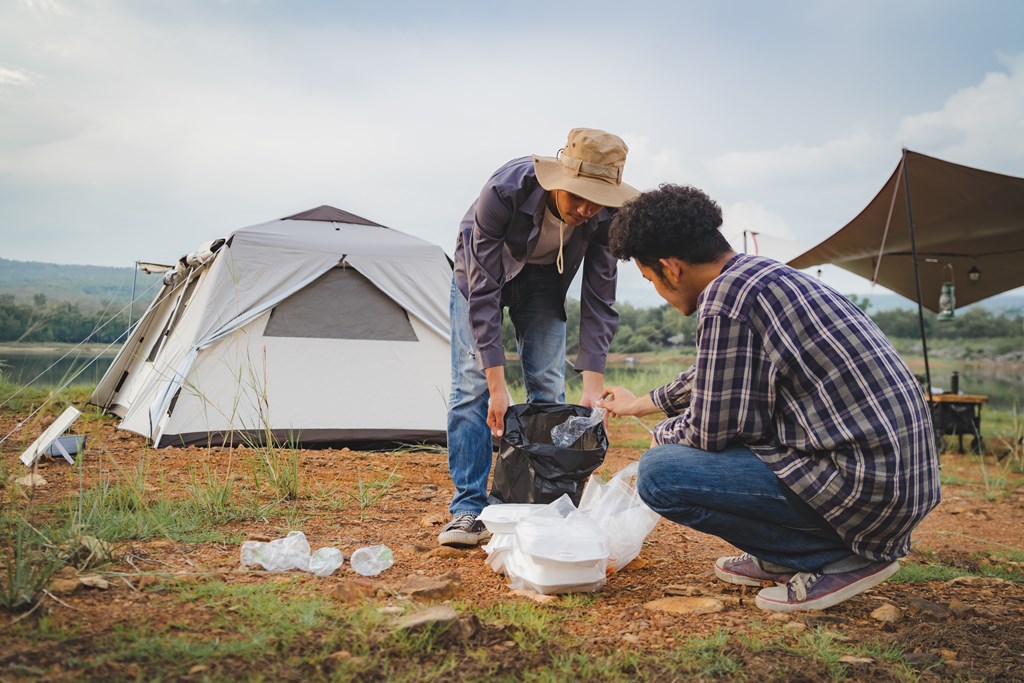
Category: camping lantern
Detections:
[
  {"x1": 937, "y1": 281, "x2": 956, "y2": 321},
  {"x1": 937, "y1": 262, "x2": 956, "y2": 322},
  {"x1": 968, "y1": 265, "x2": 981, "y2": 282}
]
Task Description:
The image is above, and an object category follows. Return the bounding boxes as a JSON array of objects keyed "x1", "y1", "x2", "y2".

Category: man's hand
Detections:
[
  {"x1": 485, "y1": 366, "x2": 509, "y2": 437},
  {"x1": 600, "y1": 385, "x2": 659, "y2": 417}
]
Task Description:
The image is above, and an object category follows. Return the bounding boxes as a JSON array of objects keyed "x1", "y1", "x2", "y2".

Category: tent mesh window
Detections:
[{"x1": 264, "y1": 267, "x2": 418, "y2": 341}]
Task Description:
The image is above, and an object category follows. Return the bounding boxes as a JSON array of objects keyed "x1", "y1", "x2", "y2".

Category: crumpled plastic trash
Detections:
[
  {"x1": 551, "y1": 406, "x2": 607, "y2": 448},
  {"x1": 240, "y1": 531, "x2": 345, "y2": 576},
  {"x1": 309, "y1": 547, "x2": 345, "y2": 577},
  {"x1": 349, "y1": 545, "x2": 394, "y2": 576}
]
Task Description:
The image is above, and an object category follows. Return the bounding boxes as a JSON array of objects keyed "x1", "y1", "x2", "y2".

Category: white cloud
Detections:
[
  {"x1": 18, "y1": 0, "x2": 69, "y2": 16},
  {"x1": 898, "y1": 53, "x2": 1024, "y2": 168},
  {"x1": 0, "y1": 66, "x2": 33, "y2": 85}
]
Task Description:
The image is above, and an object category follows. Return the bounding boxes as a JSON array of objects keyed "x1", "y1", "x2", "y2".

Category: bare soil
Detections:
[{"x1": 2, "y1": 411, "x2": 1024, "y2": 682}]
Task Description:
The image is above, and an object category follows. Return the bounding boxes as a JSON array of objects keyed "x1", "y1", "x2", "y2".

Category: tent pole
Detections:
[{"x1": 901, "y1": 149, "x2": 933, "y2": 403}]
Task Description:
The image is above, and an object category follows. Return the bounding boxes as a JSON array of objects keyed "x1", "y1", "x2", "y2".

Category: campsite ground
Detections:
[{"x1": 2, "y1": 407, "x2": 1024, "y2": 682}]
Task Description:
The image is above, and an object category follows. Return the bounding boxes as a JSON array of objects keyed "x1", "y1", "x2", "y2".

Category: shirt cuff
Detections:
[
  {"x1": 478, "y1": 345, "x2": 507, "y2": 370},
  {"x1": 573, "y1": 349, "x2": 607, "y2": 374},
  {"x1": 650, "y1": 386, "x2": 678, "y2": 416}
]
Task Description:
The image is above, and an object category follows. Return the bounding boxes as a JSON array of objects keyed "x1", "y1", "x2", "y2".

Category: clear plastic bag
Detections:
[
  {"x1": 240, "y1": 531, "x2": 312, "y2": 572},
  {"x1": 578, "y1": 462, "x2": 661, "y2": 572},
  {"x1": 551, "y1": 406, "x2": 607, "y2": 448}
]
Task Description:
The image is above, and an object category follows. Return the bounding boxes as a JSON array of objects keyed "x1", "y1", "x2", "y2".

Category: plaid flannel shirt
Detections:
[{"x1": 650, "y1": 254, "x2": 940, "y2": 561}]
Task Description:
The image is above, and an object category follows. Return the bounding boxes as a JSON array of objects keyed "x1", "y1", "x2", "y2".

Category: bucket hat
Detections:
[{"x1": 533, "y1": 128, "x2": 639, "y2": 208}]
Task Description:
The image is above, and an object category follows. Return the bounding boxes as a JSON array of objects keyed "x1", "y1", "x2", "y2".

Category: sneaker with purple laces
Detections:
[
  {"x1": 755, "y1": 560, "x2": 900, "y2": 612},
  {"x1": 714, "y1": 553, "x2": 796, "y2": 586}
]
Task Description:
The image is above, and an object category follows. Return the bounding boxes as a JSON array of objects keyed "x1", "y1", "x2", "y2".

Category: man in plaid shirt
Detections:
[{"x1": 601, "y1": 184, "x2": 940, "y2": 612}]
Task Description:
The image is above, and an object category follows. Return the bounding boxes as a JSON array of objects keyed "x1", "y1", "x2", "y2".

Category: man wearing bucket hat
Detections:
[
  {"x1": 439, "y1": 128, "x2": 640, "y2": 547},
  {"x1": 601, "y1": 184, "x2": 940, "y2": 611}
]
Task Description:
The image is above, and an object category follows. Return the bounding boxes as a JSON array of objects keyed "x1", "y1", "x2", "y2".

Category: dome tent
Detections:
[{"x1": 91, "y1": 206, "x2": 452, "y2": 448}]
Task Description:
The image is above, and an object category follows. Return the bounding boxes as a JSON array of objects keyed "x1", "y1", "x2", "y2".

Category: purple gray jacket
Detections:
[{"x1": 453, "y1": 156, "x2": 619, "y2": 373}]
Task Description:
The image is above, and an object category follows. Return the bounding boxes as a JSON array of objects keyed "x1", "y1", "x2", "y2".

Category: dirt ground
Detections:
[{"x1": 2, "y1": 411, "x2": 1024, "y2": 682}]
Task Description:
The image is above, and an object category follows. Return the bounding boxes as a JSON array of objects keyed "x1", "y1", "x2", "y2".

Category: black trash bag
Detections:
[{"x1": 490, "y1": 402, "x2": 608, "y2": 506}]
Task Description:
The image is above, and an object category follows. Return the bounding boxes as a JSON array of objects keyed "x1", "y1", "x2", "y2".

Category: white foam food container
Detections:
[
  {"x1": 502, "y1": 546, "x2": 607, "y2": 595},
  {"x1": 477, "y1": 503, "x2": 548, "y2": 535}
]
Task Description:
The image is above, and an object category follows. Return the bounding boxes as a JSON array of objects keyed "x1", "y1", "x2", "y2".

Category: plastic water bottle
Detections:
[
  {"x1": 349, "y1": 545, "x2": 394, "y2": 576},
  {"x1": 308, "y1": 547, "x2": 345, "y2": 577},
  {"x1": 551, "y1": 407, "x2": 606, "y2": 448}
]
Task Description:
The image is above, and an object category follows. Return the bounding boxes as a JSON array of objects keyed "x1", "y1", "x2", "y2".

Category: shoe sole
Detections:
[
  {"x1": 437, "y1": 529, "x2": 492, "y2": 547},
  {"x1": 714, "y1": 558, "x2": 792, "y2": 587},
  {"x1": 754, "y1": 561, "x2": 900, "y2": 612}
]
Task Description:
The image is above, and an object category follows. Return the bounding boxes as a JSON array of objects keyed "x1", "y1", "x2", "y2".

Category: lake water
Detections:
[
  {"x1": 3, "y1": 351, "x2": 1022, "y2": 412},
  {"x1": 0, "y1": 350, "x2": 116, "y2": 389},
  {"x1": 509, "y1": 361, "x2": 1024, "y2": 413}
]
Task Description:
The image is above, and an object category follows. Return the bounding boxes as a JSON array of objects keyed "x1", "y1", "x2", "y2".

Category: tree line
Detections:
[
  {"x1": 1, "y1": 292, "x2": 1021, "y2": 349},
  {"x1": 0, "y1": 294, "x2": 132, "y2": 344}
]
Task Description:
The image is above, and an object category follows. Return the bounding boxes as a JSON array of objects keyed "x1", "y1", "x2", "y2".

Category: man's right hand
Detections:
[{"x1": 485, "y1": 366, "x2": 509, "y2": 437}]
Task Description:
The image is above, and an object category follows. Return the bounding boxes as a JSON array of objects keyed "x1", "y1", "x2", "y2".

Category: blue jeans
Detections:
[
  {"x1": 637, "y1": 443, "x2": 858, "y2": 572},
  {"x1": 447, "y1": 266, "x2": 566, "y2": 515}
]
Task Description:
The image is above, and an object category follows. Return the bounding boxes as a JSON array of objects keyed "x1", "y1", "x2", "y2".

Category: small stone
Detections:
[
  {"x1": 427, "y1": 546, "x2": 467, "y2": 559},
  {"x1": 906, "y1": 597, "x2": 953, "y2": 621},
  {"x1": 331, "y1": 579, "x2": 376, "y2": 603},
  {"x1": 783, "y1": 621, "x2": 807, "y2": 634},
  {"x1": 938, "y1": 648, "x2": 958, "y2": 661},
  {"x1": 622, "y1": 634, "x2": 642, "y2": 644},
  {"x1": 78, "y1": 575, "x2": 110, "y2": 590},
  {"x1": 412, "y1": 492, "x2": 435, "y2": 501},
  {"x1": 15, "y1": 473, "x2": 47, "y2": 488},
  {"x1": 642, "y1": 597, "x2": 724, "y2": 615},
  {"x1": 871, "y1": 603, "x2": 903, "y2": 623},
  {"x1": 399, "y1": 573, "x2": 463, "y2": 601},
  {"x1": 48, "y1": 578, "x2": 82, "y2": 594},
  {"x1": 767, "y1": 612, "x2": 792, "y2": 622}
]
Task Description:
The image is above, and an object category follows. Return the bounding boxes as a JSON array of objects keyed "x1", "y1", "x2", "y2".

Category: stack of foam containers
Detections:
[
  {"x1": 478, "y1": 504, "x2": 547, "y2": 574},
  {"x1": 478, "y1": 496, "x2": 610, "y2": 595}
]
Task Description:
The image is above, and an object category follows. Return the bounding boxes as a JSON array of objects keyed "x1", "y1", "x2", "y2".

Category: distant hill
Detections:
[
  {"x1": 861, "y1": 292, "x2": 1024, "y2": 314},
  {"x1": 0, "y1": 258, "x2": 159, "y2": 310},
  {"x1": 1, "y1": 257, "x2": 1023, "y2": 315}
]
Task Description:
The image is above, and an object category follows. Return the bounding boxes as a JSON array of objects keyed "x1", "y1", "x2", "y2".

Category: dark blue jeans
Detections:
[{"x1": 636, "y1": 443, "x2": 858, "y2": 572}]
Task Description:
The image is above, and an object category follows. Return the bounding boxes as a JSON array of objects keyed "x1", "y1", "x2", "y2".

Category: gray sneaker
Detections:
[
  {"x1": 437, "y1": 512, "x2": 491, "y2": 547},
  {"x1": 714, "y1": 553, "x2": 796, "y2": 586},
  {"x1": 755, "y1": 560, "x2": 900, "y2": 612}
]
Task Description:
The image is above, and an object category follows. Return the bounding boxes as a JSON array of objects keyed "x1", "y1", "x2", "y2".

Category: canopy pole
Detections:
[{"x1": 901, "y1": 149, "x2": 933, "y2": 404}]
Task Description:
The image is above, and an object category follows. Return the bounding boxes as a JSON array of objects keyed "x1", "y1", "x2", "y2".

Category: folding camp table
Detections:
[{"x1": 930, "y1": 393, "x2": 987, "y2": 455}]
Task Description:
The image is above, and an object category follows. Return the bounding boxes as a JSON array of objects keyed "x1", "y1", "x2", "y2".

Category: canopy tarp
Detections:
[{"x1": 788, "y1": 150, "x2": 1024, "y2": 311}]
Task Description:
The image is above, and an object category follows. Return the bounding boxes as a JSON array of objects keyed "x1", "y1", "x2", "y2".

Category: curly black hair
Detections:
[{"x1": 609, "y1": 184, "x2": 731, "y2": 274}]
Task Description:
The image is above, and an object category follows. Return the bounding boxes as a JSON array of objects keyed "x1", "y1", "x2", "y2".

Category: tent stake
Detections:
[{"x1": 901, "y1": 149, "x2": 934, "y2": 407}]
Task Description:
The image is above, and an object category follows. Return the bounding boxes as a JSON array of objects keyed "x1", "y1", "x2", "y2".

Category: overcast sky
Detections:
[{"x1": 2, "y1": 0, "x2": 1023, "y2": 307}]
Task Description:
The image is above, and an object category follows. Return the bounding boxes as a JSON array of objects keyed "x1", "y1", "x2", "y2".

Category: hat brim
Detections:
[{"x1": 533, "y1": 155, "x2": 639, "y2": 208}]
